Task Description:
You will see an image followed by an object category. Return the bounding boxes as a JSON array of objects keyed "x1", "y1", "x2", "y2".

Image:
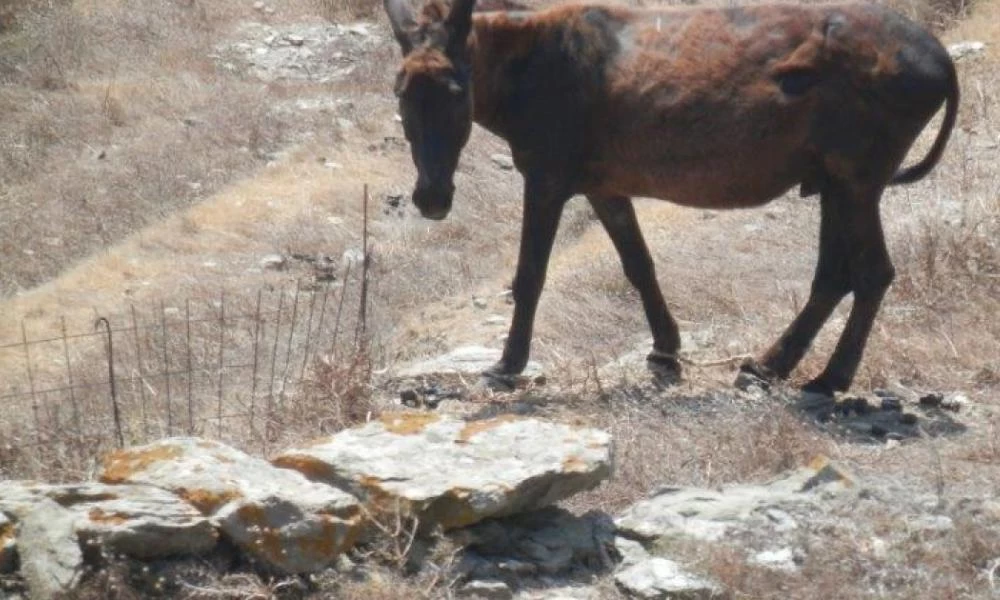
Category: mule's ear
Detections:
[
  {"x1": 385, "y1": 0, "x2": 417, "y2": 55},
  {"x1": 445, "y1": 0, "x2": 476, "y2": 55}
]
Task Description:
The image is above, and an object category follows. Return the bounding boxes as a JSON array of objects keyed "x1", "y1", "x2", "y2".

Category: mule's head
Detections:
[{"x1": 385, "y1": 0, "x2": 476, "y2": 220}]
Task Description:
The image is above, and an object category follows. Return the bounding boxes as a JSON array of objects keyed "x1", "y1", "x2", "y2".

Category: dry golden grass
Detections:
[{"x1": 1, "y1": 0, "x2": 999, "y2": 596}]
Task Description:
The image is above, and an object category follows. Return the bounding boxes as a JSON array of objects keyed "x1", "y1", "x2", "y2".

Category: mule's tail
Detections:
[{"x1": 889, "y1": 59, "x2": 960, "y2": 186}]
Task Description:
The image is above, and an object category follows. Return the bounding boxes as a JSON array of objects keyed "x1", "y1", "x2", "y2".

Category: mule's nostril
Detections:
[{"x1": 412, "y1": 184, "x2": 453, "y2": 221}]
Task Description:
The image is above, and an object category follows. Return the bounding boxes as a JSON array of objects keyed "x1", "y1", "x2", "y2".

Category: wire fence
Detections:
[
  {"x1": 3, "y1": 274, "x2": 367, "y2": 448},
  {"x1": 1, "y1": 191, "x2": 377, "y2": 478}
]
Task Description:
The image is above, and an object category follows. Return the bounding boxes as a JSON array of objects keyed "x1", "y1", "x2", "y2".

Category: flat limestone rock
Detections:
[
  {"x1": 615, "y1": 557, "x2": 722, "y2": 599},
  {"x1": 98, "y1": 437, "x2": 363, "y2": 574},
  {"x1": 16, "y1": 499, "x2": 82, "y2": 600},
  {"x1": 274, "y1": 414, "x2": 612, "y2": 530},
  {"x1": 616, "y1": 456, "x2": 854, "y2": 543},
  {"x1": 0, "y1": 480, "x2": 215, "y2": 560}
]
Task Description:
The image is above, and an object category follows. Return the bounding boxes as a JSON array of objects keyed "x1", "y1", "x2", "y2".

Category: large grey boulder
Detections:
[
  {"x1": 616, "y1": 456, "x2": 854, "y2": 543},
  {"x1": 16, "y1": 499, "x2": 83, "y2": 600},
  {"x1": 274, "y1": 414, "x2": 612, "y2": 530},
  {"x1": 615, "y1": 557, "x2": 722, "y2": 600},
  {"x1": 98, "y1": 437, "x2": 364, "y2": 574},
  {"x1": 0, "y1": 480, "x2": 216, "y2": 561}
]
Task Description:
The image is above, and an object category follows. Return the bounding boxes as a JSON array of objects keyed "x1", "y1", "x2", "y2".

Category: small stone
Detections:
[
  {"x1": 751, "y1": 547, "x2": 799, "y2": 572},
  {"x1": 614, "y1": 536, "x2": 651, "y2": 569},
  {"x1": 885, "y1": 439, "x2": 901, "y2": 450},
  {"x1": 490, "y1": 153, "x2": 515, "y2": 170},
  {"x1": 345, "y1": 23, "x2": 370, "y2": 36},
  {"x1": 342, "y1": 248, "x2": 365, "y2": 268},
  {"x1": 400, "y1": 389, "x2": 420, "y2": 407},
  {"x1": 909, "y1": 515, "x2": 954, "y2": 536},
  {"x1": 285, "y1": 34, "x2": 305, "y2": 46},
  {"x1": 899, "y1": 413, "x2": 919, "y2": 425},
  {"x1": 484, "y1": 315, "x2": 507, "y2": 326},
  {"x1": 880, "y1": 396, "x2": 902, "y2": 412},
  {"x1": 253, "y1": 1, "x2": 265, "y2": 9},
  {"x1": 869, "y1": 537, "x2": 889, "y2": 560},
  {"x1": 764, "y1": 508, "x2": 797, "y2": 532},
  {"x1": 941, "y1": 393, "x2": 968, "y2": 412},
  {"x1": 919, "y1": 393, "x2": 944, "y2": 409},
  {"x1": 260, "y1": 253, "x2": 286, "y2": 270},
  {"x1": 459, "y1": 579, "x2": 513, "y2": 599},
  {"x1": 615, "y1": 557, "x2": 722, "y2": 600},
  {"x1": 838, "y1": 395, "x2": 871, "y2": 415},
  {"x1": 947, "y1": 41, "x2": 986, "y2": 61},
  {"x1": 980, "y1": 499, "x2": 1000, "y2": 521},
  {"x1": 473, "y1": 297, "x2": 488, "y2": 309},
  {"x1": 871, "y1": 423, "x2": 888, "y2": 437}
]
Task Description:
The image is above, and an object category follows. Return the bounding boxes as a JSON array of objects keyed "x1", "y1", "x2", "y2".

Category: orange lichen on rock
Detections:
[
  {"x1": 0, "y1": 520, "x2": 14, "y2": 546},
  {"x1": 562, "y1": 455, "x2": 589, "y2": 473},
  {"x1": 358, "y1": 475, "x2": 420, "y2": 517},
  {"x1": 457, "y1": 414, "x2": 522, "y2": 442},
  {"x1": 379, "y1": 411, "x2": 440, "y2": 435},
  {"x1": 296, "y1": 514, "x2": 362, "y2": 559},
  {"x1": 177, "y1": 487, "x2": 243, "y2": 514},
  {"x1": 235, "y1": 504, "x2": 284, "y2": 563},
  {"x1": 271, "y1": 455, "x2": 339, "y2": 483},
  {"x1": 99, "y1": 445, "x2": 183, "y2": 484},
  {"x1": 87, "y1": 508, "x2": 130, "y2": 526},
  {"x1": 424, "y1": 488, "x2": 492, "y2": 530}
]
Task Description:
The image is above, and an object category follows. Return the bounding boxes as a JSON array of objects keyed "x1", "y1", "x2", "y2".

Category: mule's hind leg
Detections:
[
  {"x1": 740, "y1": 179, "x2": 894, "y2": 394},
  {"x1": 806, "y1": 184, "x2": 895, "y2": 394},
  {"x1": 739, "y1": 178, "x2": 853, "y2": 388},
  {"x1": 589, "y1": 195, "x2": 682, "y2": 380}
]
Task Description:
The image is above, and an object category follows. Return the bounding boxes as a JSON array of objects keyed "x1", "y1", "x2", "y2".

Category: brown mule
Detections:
[{"x1": 385, "y1": 0, "x2": 959, "y2": 394}]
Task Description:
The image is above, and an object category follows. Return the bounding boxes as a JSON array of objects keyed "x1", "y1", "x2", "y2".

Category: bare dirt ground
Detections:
[{"x1": 1, "y1": 0, "x2": 999, "y2": 597}]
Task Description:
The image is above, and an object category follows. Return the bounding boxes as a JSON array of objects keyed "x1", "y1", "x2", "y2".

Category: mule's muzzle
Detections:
[{"x1": 412, "y1": 181, "x2": 455, "y2": 221}]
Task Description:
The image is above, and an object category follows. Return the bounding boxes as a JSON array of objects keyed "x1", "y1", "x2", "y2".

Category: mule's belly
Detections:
[{"x1": 586, "y1": 122, "x2": 811, "y2": 207}]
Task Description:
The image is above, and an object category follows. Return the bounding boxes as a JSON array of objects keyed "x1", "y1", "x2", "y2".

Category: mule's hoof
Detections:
[
  {"x1": 801, "y1": 378, "x2": 837, "y2": 398},
  {"x1": 646, "y1": 352, "x2": 682, "y2": 385},
  {"x1": 734, "y1": 370, "x2": 768, "y2": 391},
  {"x1": 734, "y1": 359, "x2": 774, "y2": 391},
  {"x1": 479, "y1": 362, "x2": 522, "y2": 391}
]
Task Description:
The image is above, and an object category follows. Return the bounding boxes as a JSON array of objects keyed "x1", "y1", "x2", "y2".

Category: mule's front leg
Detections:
[
  {"x1": 487, "y1": 177, "x2": 570, "y2": 377},
  {"x1": 589, "y1": 195, "x2": 682, "y2": 381}
]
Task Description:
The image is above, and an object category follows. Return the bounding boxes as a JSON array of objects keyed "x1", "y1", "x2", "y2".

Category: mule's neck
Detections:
[{"x1": 468, "y1": 12, "x2": 543, "y2": 141}]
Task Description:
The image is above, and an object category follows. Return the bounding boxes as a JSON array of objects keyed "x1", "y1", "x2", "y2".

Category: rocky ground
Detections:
[{"x1": 2, "y1": 345, "x2": 997, "y2": 599}]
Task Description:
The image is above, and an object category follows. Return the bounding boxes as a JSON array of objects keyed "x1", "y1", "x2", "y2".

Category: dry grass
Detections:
[{"x1": 1, "y1": 0, "x2": 999, "y2": 597}]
